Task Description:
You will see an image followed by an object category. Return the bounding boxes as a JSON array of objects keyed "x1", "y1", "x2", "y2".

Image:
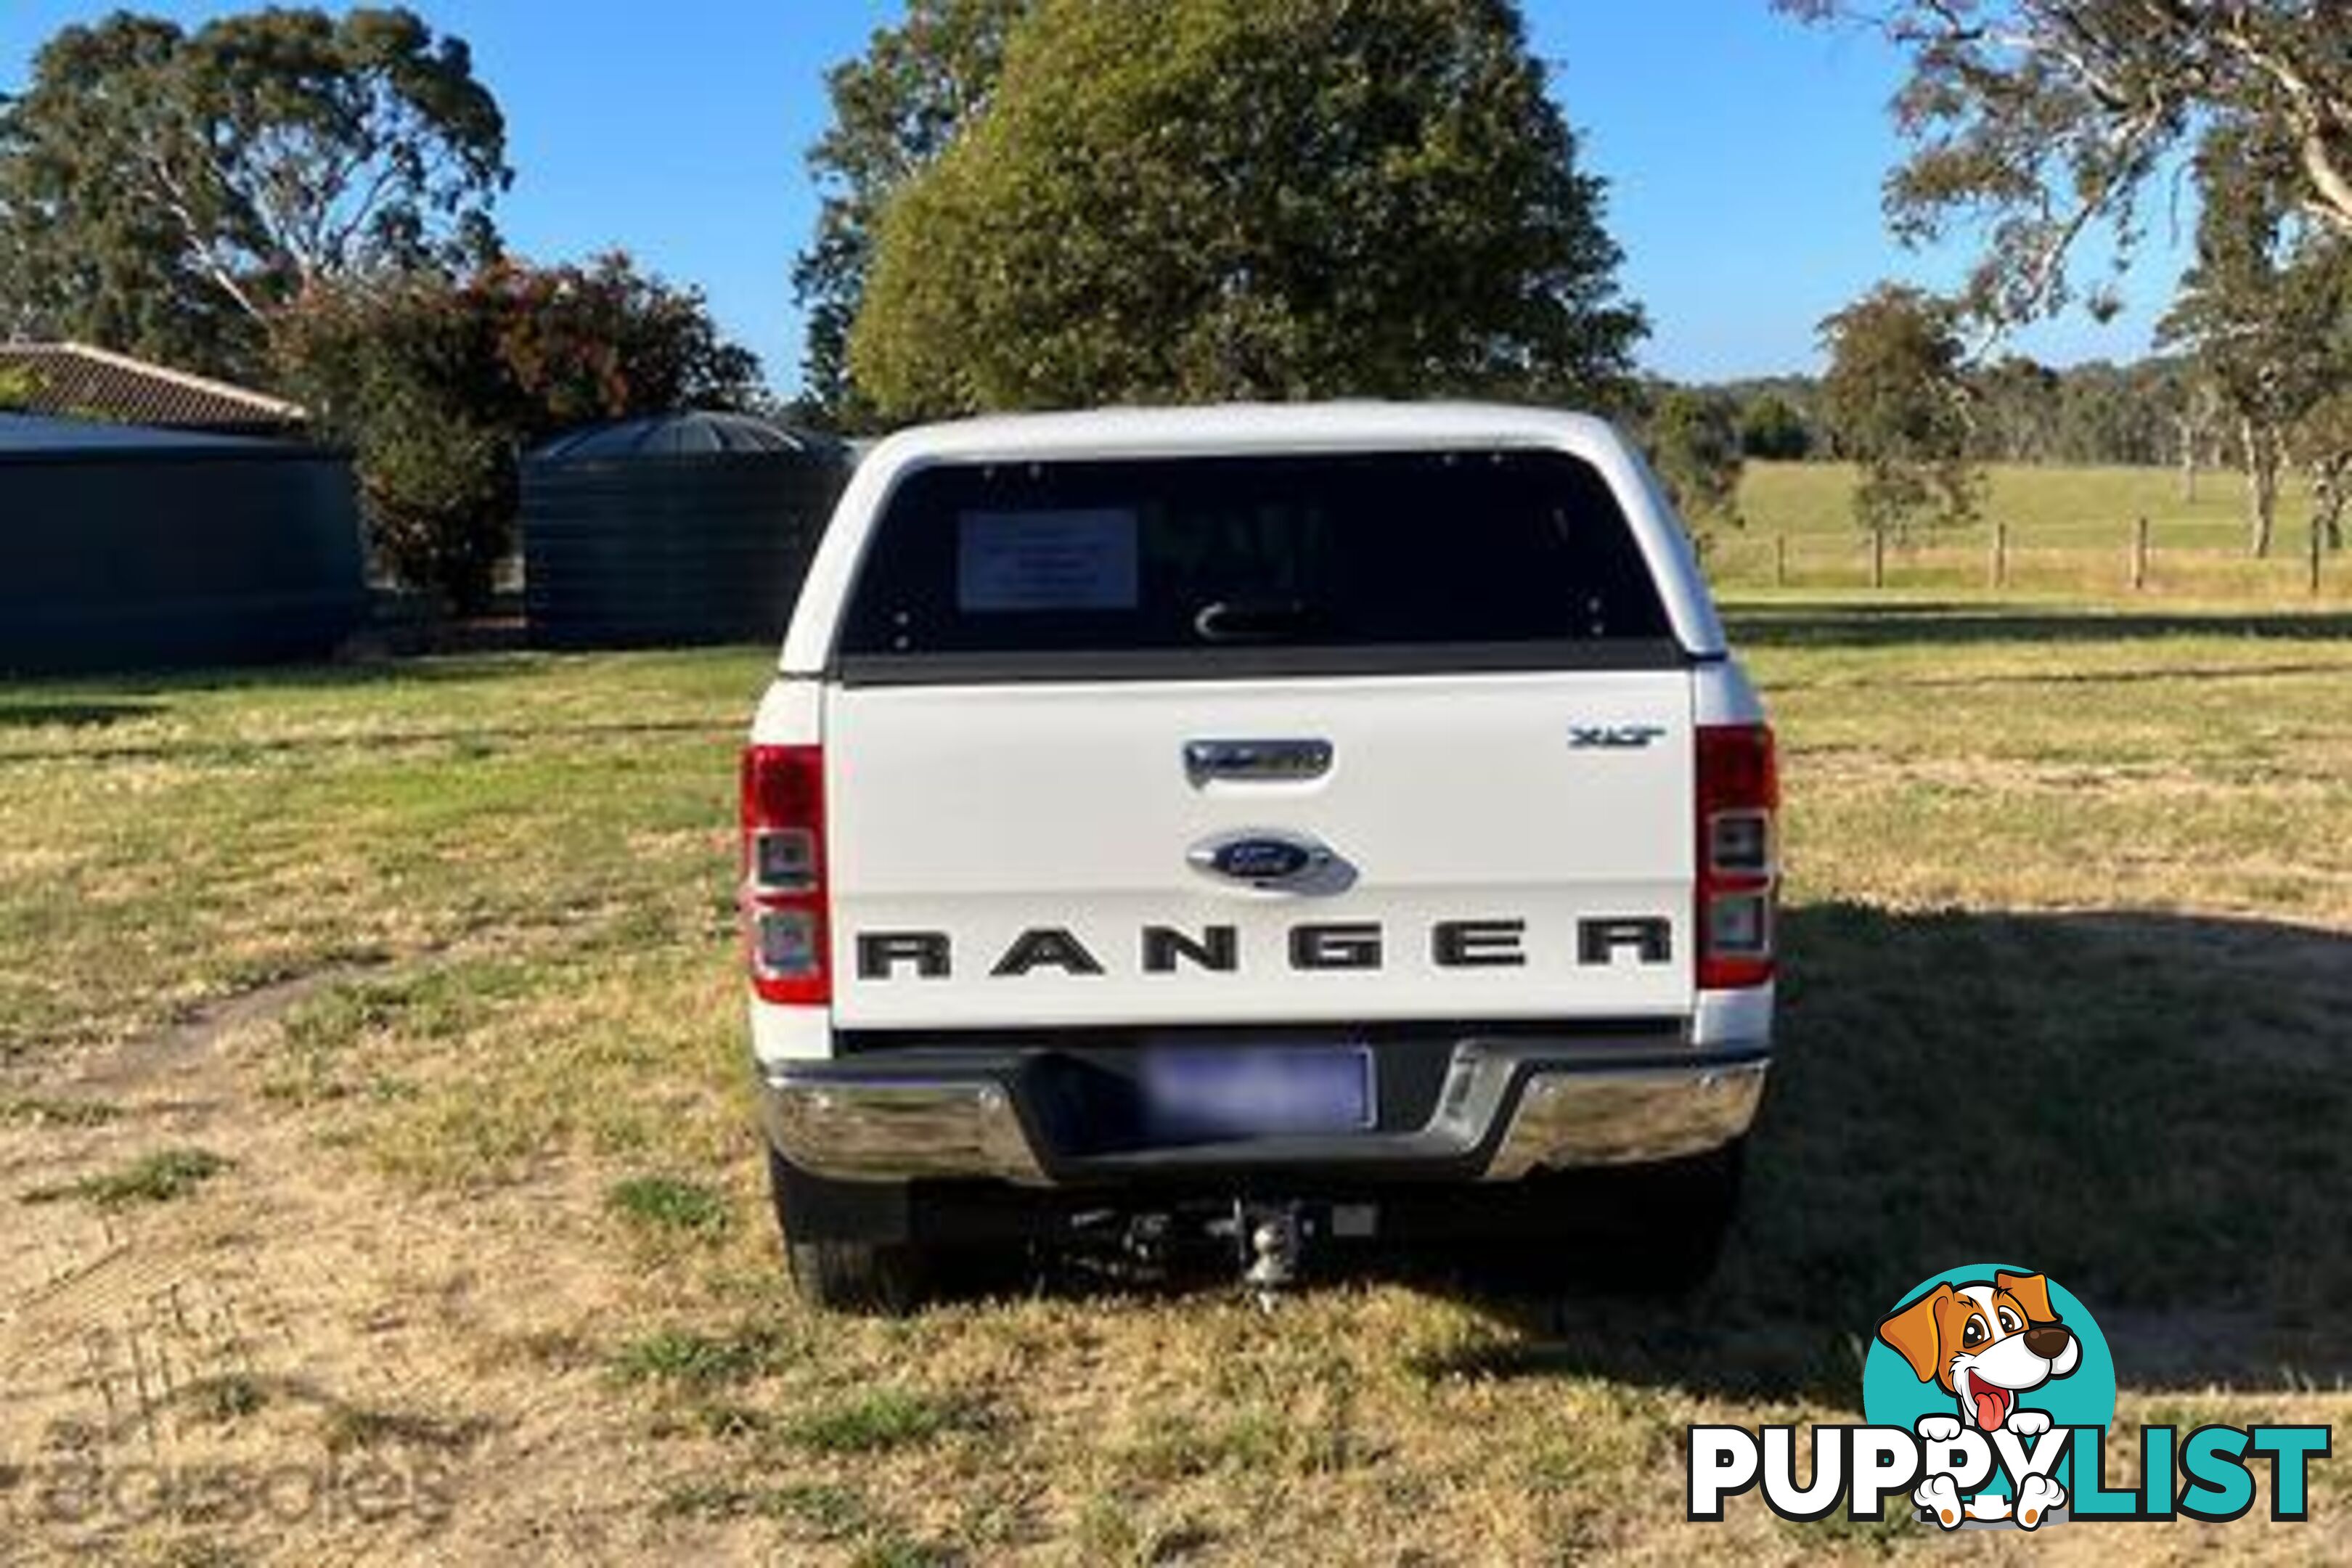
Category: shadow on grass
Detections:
[
  {"x1": 1726, "y1": 601, "x2": 2352, "y2": 650},
  {"x1": 1, "y1": 643, "x2": 767, "y2": 705},
  {"x1": 0, "y1": 699, "x2": 165, "y2": 730},
  {"x1": 0, "y1": 716, "x2": 738, "y2": 769},
  {"x1": 0, "y1": 652, "x2": 555, "y2": 697},
  {"x1": 132, "y1": 1371, "x2": 497, "y2": 1454},
  {"x1": 1768, "y1": 660, "x2": 2352, "y2": 695},
  {"x1": 1409, "y1": 903, "x2": 2352, "y2": 1402}
]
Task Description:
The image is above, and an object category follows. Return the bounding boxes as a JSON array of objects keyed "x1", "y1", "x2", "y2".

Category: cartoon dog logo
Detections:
[{"x1": 1876, "y1": 1270, "x2": 2081, "y2": 1527}]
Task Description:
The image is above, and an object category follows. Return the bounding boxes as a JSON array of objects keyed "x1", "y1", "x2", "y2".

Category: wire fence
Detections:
[{"x1": 1702, "y1": 517, "x2": 2348, "y2": 601}]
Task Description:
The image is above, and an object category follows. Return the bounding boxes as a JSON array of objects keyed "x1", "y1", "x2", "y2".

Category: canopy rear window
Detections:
[{"x1": 834, "y1": 449, "x2": 1676, "y2": 681}]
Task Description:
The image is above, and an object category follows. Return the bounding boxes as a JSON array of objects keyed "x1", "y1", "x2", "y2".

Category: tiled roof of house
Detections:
[{"x1": 0, "y1": 341, "x2": 304, "y2": 433}]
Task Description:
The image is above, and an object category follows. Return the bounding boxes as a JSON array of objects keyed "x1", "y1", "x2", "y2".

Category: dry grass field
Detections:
[{"x1": 3, "y1": 598, "x2": 2350, "y2": 1564}]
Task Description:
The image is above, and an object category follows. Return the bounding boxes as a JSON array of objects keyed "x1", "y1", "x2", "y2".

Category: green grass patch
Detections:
[
  {"x1": 185, "y1": 1373, "x2": 269, "y2": 1424},
  {"x1": 785, "y1": 1387, "x2": 968, "y2": 1455},
  {"x1": 608, "y1": 1175, "x2": 732, "y2": 1239},
  {"x1": 611, "y1": 1326, "x2": 793, "y2": 1389},
  {"x1": 1118, "y1": 1408, "x2": 1287, "y2": 1482},
  {"x1": 650, "y1": 1478, "x2": 759, "y2": 1522},
  {"x1": 846, "y1": 1534, "x2": 950, "y2": 1568},
  {"x1": 23, "y1": 1148, "x2": 229, "y2": 1208},
  {"x1": 769, "y1": 1480, "x2": 868, "y2": 1538},
  {"x1": 0, "y1": 1095, "x2": 120, "y2": 1128},
  {"x1": 653, "y1": 1477, "x2": 868, "y2": 1536},
  {"x1": 1072, "y1": 1493, "x2": 1218, "y2": 1567},
  {"x1": 317, "y1": 1402, "x2": 486, "y2": 1455}
]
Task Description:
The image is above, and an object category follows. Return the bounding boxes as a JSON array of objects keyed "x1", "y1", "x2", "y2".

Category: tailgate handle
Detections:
[{"x1": 1184, "y1": 739, "x2": 1332, "y2": 784}]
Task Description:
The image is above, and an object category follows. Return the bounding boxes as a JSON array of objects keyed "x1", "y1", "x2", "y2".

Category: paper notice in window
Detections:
[{"x1": 957, "y1": 509, "x2": 1140, "y2": 611}]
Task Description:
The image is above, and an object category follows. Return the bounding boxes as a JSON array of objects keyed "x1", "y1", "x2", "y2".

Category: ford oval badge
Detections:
[{"x1": 1188, "y1": 829, "x2": 1334, "y2": 889}]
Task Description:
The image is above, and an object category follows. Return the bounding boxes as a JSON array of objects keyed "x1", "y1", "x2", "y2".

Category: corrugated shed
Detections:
[
  {"x1": 0, "y1": 411, "x2": 276, "y2": 456},
  {"x1": 0, "y1": 414, "x2": 364, "y2": 674}
]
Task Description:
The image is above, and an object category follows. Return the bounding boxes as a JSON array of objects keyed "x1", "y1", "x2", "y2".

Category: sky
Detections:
[{"x1": 0, "y1": 0, "x2": 2194, "y2": 392}]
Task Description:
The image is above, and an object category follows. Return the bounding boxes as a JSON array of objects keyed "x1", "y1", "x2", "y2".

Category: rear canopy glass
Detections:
[{"x1": 834, "y1": 449, "x2": 1676, "y2": 679}]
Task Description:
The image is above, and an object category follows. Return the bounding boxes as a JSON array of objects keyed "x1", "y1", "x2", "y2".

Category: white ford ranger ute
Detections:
[{"x1": 742, "y1": 403, "x2": 1776, "y2": 1312}]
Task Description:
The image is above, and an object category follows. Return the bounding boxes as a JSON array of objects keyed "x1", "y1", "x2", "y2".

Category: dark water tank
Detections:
[
  {"x1": 0, "y1": 412, "x2": 366, "y2": 674},
  {"x1": 521, "y1": 411, "x2": 849, "y2": 649}
]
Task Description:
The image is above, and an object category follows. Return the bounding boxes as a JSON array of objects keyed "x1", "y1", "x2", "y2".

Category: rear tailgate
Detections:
[
  {"x1": 827, "y1": 670, "x2": 1692, "y2": 1028},
  {"x1": 817, "y1": 444, "x2": 1698, "y2": 1032}
]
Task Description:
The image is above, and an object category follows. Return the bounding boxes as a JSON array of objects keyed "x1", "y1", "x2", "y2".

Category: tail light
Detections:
[
  {"x1": 741, "y1": 744, "x2": 829, "y2": 1005},
  {"x1": 1696, "y1": 722, "x2": 1779, "y2": 989}
]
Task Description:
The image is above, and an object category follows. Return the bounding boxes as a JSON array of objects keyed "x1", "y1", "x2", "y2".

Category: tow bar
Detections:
[{"x1": 1105, "y1": 1198, "x2": 1373, "y2": 1305}]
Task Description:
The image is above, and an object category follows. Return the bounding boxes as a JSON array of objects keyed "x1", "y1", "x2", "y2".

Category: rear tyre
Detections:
[
  {"x1": 1612, "y1": 1138, "x2": 1744, "y2": 1294},
  {"x1": 767, "y1": 1148, "x2": 932, "y2": 1315},
  {"x1": 1485, "y1": 1138, "x2": 1745, "y2": 1297},
  {"x1": 784, "y1": 1236, "x2": 932, "y2": 1315},
  {"x1": 766, "y1": 1148, "x2": 1037, "y2": 1312}
]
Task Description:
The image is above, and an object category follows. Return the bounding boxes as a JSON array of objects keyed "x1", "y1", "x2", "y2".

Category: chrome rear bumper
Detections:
[
  {"x1": 757, "y1": 1041, "x2": 1767, "y2": 1186},
  {"x1": 764, "y1": 1077, "x2": 1047, "y2": 1184},
  {"x1": 1479, "y1": 1061, "x2": 1768, "y2": 1179}
]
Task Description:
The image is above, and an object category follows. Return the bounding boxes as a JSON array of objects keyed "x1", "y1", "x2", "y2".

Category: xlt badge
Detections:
[{"x1": 1569, "y1": 723, "x2": 1666, "y2": 749}]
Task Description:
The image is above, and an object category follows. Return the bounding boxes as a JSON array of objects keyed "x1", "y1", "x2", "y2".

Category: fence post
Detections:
[
  {"x1": 1774, "y1": 533, "x2": 1788, "y2": 589},
  {"x1": 1988, "y1": 520, "x2": 2007, "y2": 590},
  {"x1": 1870, "y1": 528, "x2": 1886, "y2": 590},
  {"x1": 2312, "y1": 516, "x2": 2325, "y2": 597},
  {"x1": 2130, "y1": 515, "x2": 2150, "y2": 592}
]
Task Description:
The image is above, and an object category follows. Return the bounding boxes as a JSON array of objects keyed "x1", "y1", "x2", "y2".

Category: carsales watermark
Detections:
[
  {"x1": 0, "y1": 1452, "x2": 456, "y2": 1533},
  {"x1": 1687, "y1": 1264, "x2": 2332, "y2": 1531}
]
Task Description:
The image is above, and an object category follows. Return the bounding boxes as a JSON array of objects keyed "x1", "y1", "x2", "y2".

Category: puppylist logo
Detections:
[{"x1": 1689, "y1": 1264, "x2": 2333, "y2": 1531}]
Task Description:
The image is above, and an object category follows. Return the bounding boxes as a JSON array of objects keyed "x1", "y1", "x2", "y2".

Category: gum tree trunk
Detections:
[{"x1": 2242, "y1": 417, "x2": 2279, "y2": 558}]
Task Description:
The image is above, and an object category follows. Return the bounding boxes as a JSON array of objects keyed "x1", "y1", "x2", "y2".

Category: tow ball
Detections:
[{"x1": 1231, "y1": 1201, "x2": 1309, "y2": 1310}]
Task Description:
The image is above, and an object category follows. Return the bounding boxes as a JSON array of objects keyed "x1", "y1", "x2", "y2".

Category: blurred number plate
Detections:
[{"x1": 1139, "y1": 1045, "x2": 1373, "y2": 1138}]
